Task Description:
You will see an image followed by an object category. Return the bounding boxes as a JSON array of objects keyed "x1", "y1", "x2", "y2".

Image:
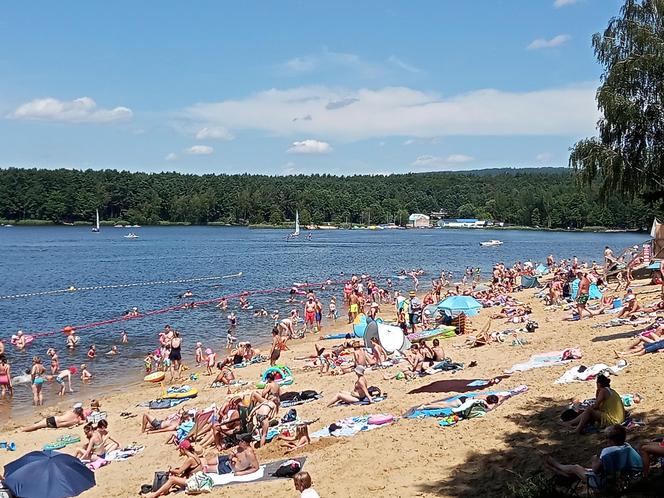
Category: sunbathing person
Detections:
[
  {"x1": 369, "y1": 337, "x2": 388, "y2": 364},
  {"x1": 431, "y1": 338, "x2": 445, "y2": 361},
  {"x1": 212, "y1": 360, "x2": 235, "y2": 386},
  {"x1": 78, "y1": 420, "x2": 119, "y2": 462},
  {"x1": 23, "y1": 405, "x2": 86, "y2": 432},
  {"x1": 416, "y1": 393, "x2": 505, "y2": 411},
  {"x1": 544, "y1": 424, "x2": 642, "y2": 489},
  {"x1": 142, "y1": 411, "x2": 183, "y2": 434},
  {"x1": 277, "y1": 423, "x2": 311, "y2": 454},
  {"x1": 639, "y1": 438, "x2": 664, "y2": 477},
  {"x1": 560, "y1": 375, "x2": 625, "y2": 434},
  {"x1": 141, "y1": 440, "x2": 205, "y2": 498},
  {"x1": 617, "y1": 294, "x2": 640, "y2": 318},
  {"x1": 205, "y1": 397, "x2": 242, "y2": 449},
  {"x1": 326, "y1": 365, "x2": 374, "y2": 406},
  {"x1": 614, "y1": 337, "x2": 664, "y2": 357}
]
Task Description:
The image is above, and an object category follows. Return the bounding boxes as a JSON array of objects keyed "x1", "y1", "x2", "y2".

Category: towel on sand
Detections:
[
  {"x1": 506, "y1": 348, "x2": 581, "y2": 373},
  {"x1": 311, "y1": 415, "x2": 396, "y2": 438},
  {"x1": 554, "y1": 360, "x2": 628, "y2": 384}
]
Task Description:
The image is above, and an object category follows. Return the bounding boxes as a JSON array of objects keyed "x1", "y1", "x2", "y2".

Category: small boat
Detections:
[
  {"x1": 124, "y1": 233, "x2": 139, "y2": 239},
  {"x1": 290, "y1": 210, "x2": 300, "y2": 238},
  {"x1": 480, "y1": 239, "x2": 503, "y2": 247},
  {"x1": 92, "y1": 209, "x2": 100, "y2": 232},
  {"x1": 113, "y1": 224, "x2": 124, "y2": 228},
  {"x1": 3, "y1": 224, "x2": 13, "y2": 227},
  {"x1": 127, "y1": 224, "x2": 141, "y2": 228}
]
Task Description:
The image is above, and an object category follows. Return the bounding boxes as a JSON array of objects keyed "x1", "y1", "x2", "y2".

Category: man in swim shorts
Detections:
[
  {"x1": 575, "y1": 272, "x2": 594, "y2": 319},
  {"x1": 23, "y1": 405, "x2": 86, "y2": 432}
]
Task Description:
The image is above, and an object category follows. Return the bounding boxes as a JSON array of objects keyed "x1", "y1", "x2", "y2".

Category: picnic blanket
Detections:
[
  {"x1": 137, "y1": 398, "x2": 189, "y2": 409},
  {"x1": 311, "y1": 415, "x2": 396, "y2": 438},
  {"x1": 554, "y1": 360, "x2": 628, "y2": 384},
  {"x1": 506, "y1": 348, "x2": 581, "y2": 373},
  {"x1": 281, "y1": 394, "x2": 323, "y2": 408}
]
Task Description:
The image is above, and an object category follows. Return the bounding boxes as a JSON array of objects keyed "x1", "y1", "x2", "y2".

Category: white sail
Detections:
[
  {"x1": 96, "y1": 209, "x2": 100, "y2": 230},
  {"x1": 293, "y1": 210, "x2": 300, "y2": 236}
]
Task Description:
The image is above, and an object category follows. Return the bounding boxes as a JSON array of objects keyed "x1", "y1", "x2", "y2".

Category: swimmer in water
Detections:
[
  {"x1": 47, "y1": 348, "x2": 59, "y2": 375},
  {"x1": 216, "y1": 298, "x2": 228, "y2": 311},
  {"x1": 120, "y1": 330, "x2": 128, "y2": 343},
  {"x1": 87, "y1": 345, "x2": 96, "y2": 360},
  {"x1": 80, "y1": 364, "x2": 92, "y2": 381},
  {"x1": 66, "y1": 332, "x2": 79, "y2": 349},
  {"x1": 106, "y1": 346, "x2": 119, "y2": 356},
  {"x1": 50, "y1": 367, "x2": 76, "y2": 396},
  {"x1": 179, "y1": 290, "x2": 194, "y2": 299},
  {"x1": 15, "y1": 330, "x2": 26, "y2": 350}
]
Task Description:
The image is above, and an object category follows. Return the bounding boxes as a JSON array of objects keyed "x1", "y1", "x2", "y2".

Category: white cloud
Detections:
[
  {"x1": 287, "y1": 139, "x2": 332, "y2": 155},
  {"x1": 403, "y1": 139, "x2": 416, "y2": 145},
  {"x1": 527, "y1": 34, "x2": 571, "y2": 50},
  {"x1": 10, "y1": 96, "x2": 132, "y2": 123},
  {"x1": 388, "y1": 55, "x2": 422, "y2": 74},
  {"x1": 283, "y1": 56, "x2": 318, "y2": 72},
  {"x1": 195, "y1": 126, "x2": 234, "y2": 141},
  {"x1": 185, "y1": 145, "x2": 214, "y2": 155},
  {"x1": 165, "y1": 152, "x2": 178, "y2": 161},
  {"x1": 412, "y1": 154, "x2": 474, "y2": 167},
  {"x1": 184, "y1": 83, "x2": 598, "y2": 141},
  {"x1": 536, "y1": 152, "x2": 553, "y2": 162},
  {"x1": 554, "y1": 0, "x2": 581, "y2": 7}
]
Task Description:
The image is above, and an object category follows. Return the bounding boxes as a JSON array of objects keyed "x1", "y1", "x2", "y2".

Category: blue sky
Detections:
[{"x1": 0, "y1": 0, "x2": 623, "y2": 175}]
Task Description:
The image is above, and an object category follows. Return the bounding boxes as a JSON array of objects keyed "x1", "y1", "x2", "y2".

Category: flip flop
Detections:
[
  {"x1": 56, "y1": 434, "x2": 81, "y2": 445},
  {"x1": 43, "y1": 441, "x2": 67, "y2": 451}
]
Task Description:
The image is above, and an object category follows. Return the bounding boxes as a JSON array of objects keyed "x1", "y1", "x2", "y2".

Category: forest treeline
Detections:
[{"x1": 0, "y1": 167, "x2": 659, "y2": 229}]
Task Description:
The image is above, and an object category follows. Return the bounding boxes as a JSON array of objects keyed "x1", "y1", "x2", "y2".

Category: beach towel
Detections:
[
  {"x1": 505, "y1": 348, "x2": 581, "y2": 373},
  {"x1": 138, "y1": 398, "x2": 189, "y2": 410},
  {"x1": 281, "y1": 393, "x2": 323, "y2": 408},
  {"x1": 353, "y1": 395, "x2": 387, "y2": 405},
  {"x1": 404, "y1": 385, "x2": 528, "y2": 420},
  {"x1": 311, "y1": 415, "x2": 396, "y2": 438},
  {"x1": 554, "y1": 360, "x2": 628, "y2": 384},
  {"x1": 86, "y1": 458, "x2": 108, "y2": 471},
  {"x1": 209, "y1": 466, "x2": 265, "y2": 486},
  {"x1": 211, "y1": 380, "x2": 249, "y2": 388},
  {"x1": 408, "y1": 376, "x2": 508, "y2": 395},
  {"x1": 105, "y1": 446, "x2": 144, "y2": 461}
]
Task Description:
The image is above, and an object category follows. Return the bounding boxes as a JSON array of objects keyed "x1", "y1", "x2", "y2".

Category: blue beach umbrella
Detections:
[
  {"x1": 436, "y1": 295, "x2": 483, "y2": 317},
  {"x1": 3, "y1": 450, "x2": 96, "y2": 498}
]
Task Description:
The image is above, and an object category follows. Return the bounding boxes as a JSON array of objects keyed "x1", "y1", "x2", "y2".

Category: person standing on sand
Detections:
[
  {"x1": 168, "y1": 331, "x2": 183, "y2": 381},
  {"x1": 348, "y1": 291, "x2": 360, "y2": 323},
  {"x1": 575, "y1": 271, "x2": 594, "y2": 319}
]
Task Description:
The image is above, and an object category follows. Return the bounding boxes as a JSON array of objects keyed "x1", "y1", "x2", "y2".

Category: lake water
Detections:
[{"x1": 0, "y1": 226, "x2": 646, "y2": 415}]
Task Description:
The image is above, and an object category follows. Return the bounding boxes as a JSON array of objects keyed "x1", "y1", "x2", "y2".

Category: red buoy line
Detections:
[{"x1": 2, "y1": 279, "x2": 342, "y2": 342}]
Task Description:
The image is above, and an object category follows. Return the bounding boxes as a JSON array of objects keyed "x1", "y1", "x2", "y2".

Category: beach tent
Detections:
[
  {"x1": 363, "y1": 321, "x2": 408, "y2": 353},
  {"x1": 535, "y1": 264, "x2": 548, "y2": 275},
  {"x1": 521, "y1": 275, "x2": 540, "y2": 288},
  {"x1": 437, "y1": 295, "x2": 483, "y2": 317},
  {"x1": 570, "y1": 279, "x2": 602, "y2": 300},
  {"x1": 353, "y1": 314, "x2": 367, "y2": 337}
]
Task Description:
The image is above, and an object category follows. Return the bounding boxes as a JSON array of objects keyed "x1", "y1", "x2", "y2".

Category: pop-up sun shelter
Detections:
[{"x1": 363, "y1": 320, "x2": 410, "y2": 353}]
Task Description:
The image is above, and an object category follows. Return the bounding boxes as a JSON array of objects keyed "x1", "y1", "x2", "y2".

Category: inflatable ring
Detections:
[
  {"x1": 144, "y1": 371, "x2": 166, "y2": 383},
  {"x1": 256, "y1": 365, "x2": 294, "y2": 388}
]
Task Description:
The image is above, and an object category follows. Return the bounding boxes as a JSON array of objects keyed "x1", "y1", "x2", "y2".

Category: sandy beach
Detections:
[{"x1": 1, "y1": 277, "x2": 663, "y2": 498}]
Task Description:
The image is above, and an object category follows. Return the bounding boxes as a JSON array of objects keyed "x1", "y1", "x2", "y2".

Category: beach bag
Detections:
[
  {"x1": 281, "y1": 408, "x2": 297, "y2": 423},
  {"x1": 367, "y1": 386, "x2": 381, "y2": 397},
  {"x1": 152, "y1": 471, "x2": 169, "y2": 491},
  {"x1": 185, "y1": 471, "x2": 214, "y2": 494},
  {"x1": 273, "y1": 459, "x2": 301, "y2": 478}
]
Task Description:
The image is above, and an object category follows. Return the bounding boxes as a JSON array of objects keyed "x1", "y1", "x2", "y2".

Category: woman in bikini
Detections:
[
  {"x1": 249, "y1": 391, "x2": 278, "y2": 447},
  {"x1": 278, "y1": 423, "x2": 311, "y2": 454},
  {"x1": 30, "y1": 356, "x2": 46, "y2": 406},
  {"x1": 168, "y1": 331, "x2": 183, "y2": 381},
  {"x1": 0, "y1": 356, "x2": 12, "y2": 397}
]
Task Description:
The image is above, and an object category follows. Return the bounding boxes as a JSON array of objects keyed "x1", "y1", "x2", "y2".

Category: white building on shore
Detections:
[
  {"x1": 408, "y1": 213, "x2": 431, "y2": 228},
  {"x1": 438, "y1": 218, "x2": 487, "y2": 228}
]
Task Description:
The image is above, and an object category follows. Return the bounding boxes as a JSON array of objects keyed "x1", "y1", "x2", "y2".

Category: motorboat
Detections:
[
  {"x1": 480, "y1": 239, "x2": 503, "y2": 247},
  {"x1": 113, "y1": 224, "x2": 124, "y2": 228},
  {"x1": 124, "y1": 233, "x2": 139, "y2": 239}
]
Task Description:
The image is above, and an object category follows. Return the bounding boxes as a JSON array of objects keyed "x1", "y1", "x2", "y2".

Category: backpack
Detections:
[
  {"x1": 185, "y1": 471, "x2": 214, "y2": 494},
  {"x1": 281, "y1": 408, "x2": 297, "y2": 423},
  {"x1": 273, "y1": 459, "x2": 302, "y2": 478},
  {"x1": 152, "y1": 471, "x2": 169, "y2": 492}
]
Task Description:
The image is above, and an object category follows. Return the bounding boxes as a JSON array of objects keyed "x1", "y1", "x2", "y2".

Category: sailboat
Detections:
[
  {"x1": 91, "y1": 209, "x2": 100, "y2": 232},
  {"x1": 291, "y1": 210, "x2": 300, "y2": 237}
]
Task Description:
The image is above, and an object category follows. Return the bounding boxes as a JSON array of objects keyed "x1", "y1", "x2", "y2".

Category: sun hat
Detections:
[
  {"x1": 205, "y1": 348, "x2": 213, "y2": 355},
  {"x1": 72, "y1": 402, "x2": 83, "y2": 409}
]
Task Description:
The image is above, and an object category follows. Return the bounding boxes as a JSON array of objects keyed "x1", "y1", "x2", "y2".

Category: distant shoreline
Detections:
[{"x1": 1, "y1": 220, "x2": 646, "y2": 234}]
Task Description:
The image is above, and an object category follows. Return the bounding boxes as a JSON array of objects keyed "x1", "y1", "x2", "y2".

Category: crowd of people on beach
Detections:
[{"x1": 2, "y1": 239, "x2": 664, "y2": 496}]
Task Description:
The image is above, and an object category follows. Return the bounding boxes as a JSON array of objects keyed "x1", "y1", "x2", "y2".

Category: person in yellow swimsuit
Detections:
[{"x1": 562, "y1": 374, "x2": 625, "y2": 435}]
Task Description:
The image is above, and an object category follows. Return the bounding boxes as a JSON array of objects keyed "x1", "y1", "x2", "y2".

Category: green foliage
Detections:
[
  {"x1": 505, "y1": 473, "x2": 559, "y2": 498},
  {"x1": 0, "y1": 167, "x2": 659, "y2": 229},
  {"x1": 570, "y1": 0, "x2": 664, "y2": 200}
]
